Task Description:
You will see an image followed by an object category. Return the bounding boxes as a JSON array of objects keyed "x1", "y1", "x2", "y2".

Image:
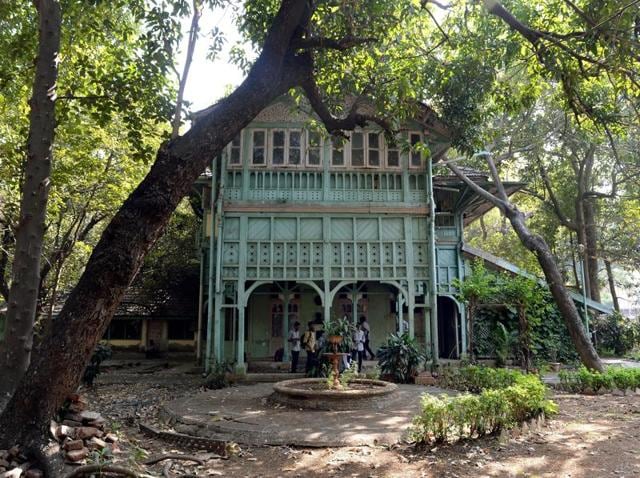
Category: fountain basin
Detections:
[{"x1": 271, "y1": 378, "x2": 398, "y2": 411}]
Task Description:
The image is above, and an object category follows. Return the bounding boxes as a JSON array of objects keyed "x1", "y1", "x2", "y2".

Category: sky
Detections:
[{"x1": 177, "y1": 4, "x2": 246, "y2": 113}]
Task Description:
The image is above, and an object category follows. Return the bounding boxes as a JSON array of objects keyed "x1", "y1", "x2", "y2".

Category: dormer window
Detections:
[{"x1": 252, "y1": 130, "x2": 266, "y2": 165}]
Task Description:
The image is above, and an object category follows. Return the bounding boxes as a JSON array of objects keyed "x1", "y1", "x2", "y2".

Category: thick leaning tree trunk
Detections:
[
  {"x1": 0, "y1": 0, "x2": 61, "y2": 409},
  {"x1": 448, "y1": 161, "x2": 604, "y2": 372},
  {"x1": 506, "y1": 209, "x2": 603, "y2": 371},
  {"x1": 0, "y1": 0, "x2": 311, "y2": 446}
]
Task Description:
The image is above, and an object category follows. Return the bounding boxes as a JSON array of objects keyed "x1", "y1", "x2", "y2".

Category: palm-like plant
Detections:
[{"x1": 377, "y1": 333, "x2": 425, "y2": 383}]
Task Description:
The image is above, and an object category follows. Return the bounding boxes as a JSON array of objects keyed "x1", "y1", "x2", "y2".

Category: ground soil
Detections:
[{"x1": 86, "y1": 363, "x2": 640, "y2": 478}]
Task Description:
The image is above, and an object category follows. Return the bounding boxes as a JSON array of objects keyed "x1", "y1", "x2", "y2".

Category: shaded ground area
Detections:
[
  {"x1": 162, "y1": 382, "x2": 453, "y2": 447},
  {"x1": 88, "y1": 362, "x2": 640, "y2": 478}
]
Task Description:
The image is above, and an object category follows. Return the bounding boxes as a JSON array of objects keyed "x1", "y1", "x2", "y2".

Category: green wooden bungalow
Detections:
[{"x1": 194, "y1": 97, "x2": 523, "y2": 373}]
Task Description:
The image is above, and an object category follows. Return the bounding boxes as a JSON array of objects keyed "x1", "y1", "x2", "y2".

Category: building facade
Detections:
[{"x1": 196, "y1": 98, "x2": 513, "y2": 372}]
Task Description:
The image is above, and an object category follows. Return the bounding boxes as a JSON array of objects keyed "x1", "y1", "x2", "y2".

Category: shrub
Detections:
[
  {"x1": 438, "y1": 365, "x2": 521, "y2": 392},
  {"x1": 377, "y1": 333, "x2": 426, "y2": 383},
  {"x1": 592, "y1": 312, "x2": 640, "y2": 356},
  {"x1": 559, "y1": 366, "x2": 640, "y2": 393},
  {"x1": 412, "y1": 370, "x2": 556, "y2": 444},
  {"x1": 82, "y1": 342, "x2": 113, "y2": 385}
]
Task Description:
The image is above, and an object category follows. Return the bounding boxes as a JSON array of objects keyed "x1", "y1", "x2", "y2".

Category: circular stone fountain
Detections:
[
  {"x1": 271, "y1": 334, "x2": 397, "y2": 411},
  {"x1": 271, "y1": 377, "x2": 398, "y2": 411}
]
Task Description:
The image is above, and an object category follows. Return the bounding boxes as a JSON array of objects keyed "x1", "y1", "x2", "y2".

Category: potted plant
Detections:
[
  {"x1": 377, "y1": 333, "x2": 426, "y2": 383},
  {"x1": 323, "y1": 317, "x2": 355, "y2": 351},
  {"x1": 548, "y1": 335, "x2": 562, "y2": 372}
]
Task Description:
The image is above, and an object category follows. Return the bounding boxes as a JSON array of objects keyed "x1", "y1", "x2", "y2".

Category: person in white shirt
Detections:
[
  {"x1": 288, "y1": 321, "x2": 301, "y2": 373},
  {"x1": 359, "y1": 316, "x2": 375, "y2": 360},
  {"x1": 352, "y1": 325, "x2": 365, "y2": 372}
]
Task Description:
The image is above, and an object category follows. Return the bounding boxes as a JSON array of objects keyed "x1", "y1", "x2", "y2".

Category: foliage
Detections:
[
  {"x1": 364, "y1": 365, "x2": 381, "y2": 380},
  {"x1": 412, "y1": 368, "x2": 557, "y2": 444},
  {"x1": 323, "y1": 317, "x2": 355, "y2": 353},
  {"x1": 204, "y1": 360, "x2": 234, "y2": 390},
  {"x1": 592, "y1": 312, "x2": 640, "y2": 357},
  {"x1": 453, "y1": 260, "x2": 497, "y2": 305},
  {"x1": 457, "y1": 262, "x2": 580, "y2": 364},
  {"x1": 376, "y1": 333, "x2": 425, "y2": 383},
  {"x1": 559, "y1": 366, "x2": 640, "y2": 394},
  {"x1": 493, "y1": 322, "x2": 515, "y2": 368},
  {"x1": 82, "y1": 342, "x2": 113, "y2": 386},
  {"x1": 438, "y1": 365, "x2": 521, "y2": 393}
]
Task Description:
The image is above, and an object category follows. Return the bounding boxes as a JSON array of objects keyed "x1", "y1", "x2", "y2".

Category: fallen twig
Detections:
[
  {"x1": 143, "y1": 455, "x2": 204, "y2": 466},
  {"x1": 66, "y1": 464, "x2": 139, "y2": 478}
]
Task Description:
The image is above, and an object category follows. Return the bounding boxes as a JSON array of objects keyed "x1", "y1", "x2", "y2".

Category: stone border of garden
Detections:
[{"x1": 271, "y1": 378, "x2": 398, "y2": 411}]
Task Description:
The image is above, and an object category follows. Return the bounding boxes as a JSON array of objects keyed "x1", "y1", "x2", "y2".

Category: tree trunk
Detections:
[
  {"x1": 0, "y1": 0, "x2": 61, "y2": 409},
  {"x1": 170, "y1": 0, "x2": 202, "y2": 139},
  {"x1": 467, "y1": 298, "x2": 476, "y2": 361},
  {"x1": 583, "y1": 198, "x2": 600, "y2": 302},
  {"x1": 505, "y1": 207, "x2": 604, "y2": 371},
  {"x1": 0, "y1": 0, "x2": 312, "y2": 446},
  {"x1": 604, "y1": 260, "x2": 620, "y2": 312},
  {"x1": 447, "y1": 160, "x2": 603, "y2": 372}
]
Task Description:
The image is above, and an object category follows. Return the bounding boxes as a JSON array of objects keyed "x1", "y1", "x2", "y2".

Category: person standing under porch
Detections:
[
  {"x1": 359, "y1": 316, "x2": 375, "y2": 360},
  {"x1": 288, "y1": 321, "x2": 301, "y2": 373},
  {"x1": 303, "y1": 321, "x2": 317, "y2": 374},
  {"x1": 353, "y1": 324, "x2": 365, "y2": 372}
]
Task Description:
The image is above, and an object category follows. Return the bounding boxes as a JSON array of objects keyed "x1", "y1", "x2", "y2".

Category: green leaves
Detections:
[
  {"x1": 411, "y1": 366, "x2": 557, "y2": 444},
  {"x1": 376, "y1": 333, "x2": 426, "y2": 383}
]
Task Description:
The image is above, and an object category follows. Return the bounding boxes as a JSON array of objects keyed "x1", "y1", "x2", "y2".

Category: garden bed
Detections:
[{"x1": 411, "y1": 366, "x2": 557, "y2": 445}]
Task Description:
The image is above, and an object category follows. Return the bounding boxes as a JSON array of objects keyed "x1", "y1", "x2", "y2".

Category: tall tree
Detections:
[
  {"x1": 0, "y1": 0, "x2": 61, "y2": 408},
  {"x1": 1, "y1": 0, "x2": 637, "y2": 451}
]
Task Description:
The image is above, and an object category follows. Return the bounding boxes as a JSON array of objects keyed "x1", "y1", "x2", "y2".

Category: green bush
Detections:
[
  {"x1": 377, "y1": 333, "x2": 425, "y2": 383},
  {"x1": 412, "y1": 369, "x2": 557, "y2": 444},
  {"x1": 559, "y1": 366, "x2": 640, "y2": 393},
  {"x1": 438, "y1": 365, "x2": 521, "y2": 392},
  {"x1": 592, "y1": 312, "x2": 640, "y2": 356}
]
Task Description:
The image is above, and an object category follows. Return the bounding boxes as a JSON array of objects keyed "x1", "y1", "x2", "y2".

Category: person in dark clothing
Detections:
[{"x1": 359, "y1": 316, "x2": 375, "y2": 360}]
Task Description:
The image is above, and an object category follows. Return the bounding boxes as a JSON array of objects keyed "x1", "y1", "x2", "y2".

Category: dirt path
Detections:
[{"x1": 87, "y1": 368, "x2": 640, "y2": 478}]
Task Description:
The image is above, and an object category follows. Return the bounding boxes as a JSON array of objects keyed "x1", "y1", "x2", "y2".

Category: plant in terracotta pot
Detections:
[{"x1": 324, "y1": 316, "x2": 355, "y2": 352}]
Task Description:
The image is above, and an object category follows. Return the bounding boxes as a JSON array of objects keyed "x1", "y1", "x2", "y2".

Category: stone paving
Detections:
[{"x1": 161, "y1": 382, "x2": 453, "y2": 447}]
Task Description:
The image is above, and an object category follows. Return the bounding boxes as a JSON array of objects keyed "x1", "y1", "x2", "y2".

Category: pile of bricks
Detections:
[
  {"x1": 52, "y1": 395, "x2": 118, "y2": 465},
  {"x1": 0, "y1": 445, "x2": 43, "y2": 478}
]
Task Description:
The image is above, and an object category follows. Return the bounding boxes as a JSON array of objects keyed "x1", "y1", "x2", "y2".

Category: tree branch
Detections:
[
  {"x1": 535, "y1": 156, "x2": 576, "y2": 229},
  {"x1": 301, "y1": 76, "x2": 392, "y2": 135},
  {"x1": 446, "y1": 160, "x2": 510, "y2": 211},
  {"x1": 292, "y1": 35, "x2": 377, "y2": 51}
]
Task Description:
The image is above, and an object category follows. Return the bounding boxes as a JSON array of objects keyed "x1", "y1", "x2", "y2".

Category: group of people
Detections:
[{"x1": 287, "y1": 316, "x2": 375, "y2": 374}]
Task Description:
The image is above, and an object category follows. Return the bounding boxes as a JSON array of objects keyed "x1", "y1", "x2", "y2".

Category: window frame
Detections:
[
  {"x1": 409, "y1": 131, "x2": 424, "y2": 169},
  {"x1": 305, "y1": 130, "x2": 323, "y2": 168},
  {"x1": 385, "y1": 134, "x2": 402, "y2": 169},
  {"x1": 330, "y1": 135, "x2": 348, "y2": 168},
  {"x1": 250, "y1": 128, "x2": 268, "y2": 167},
  {"x1": 226, "y1": 131, "x2": 243, "y2": 168},
  {"x1": 268, "y1": 128, "x2": 304, "y2": 168}
]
